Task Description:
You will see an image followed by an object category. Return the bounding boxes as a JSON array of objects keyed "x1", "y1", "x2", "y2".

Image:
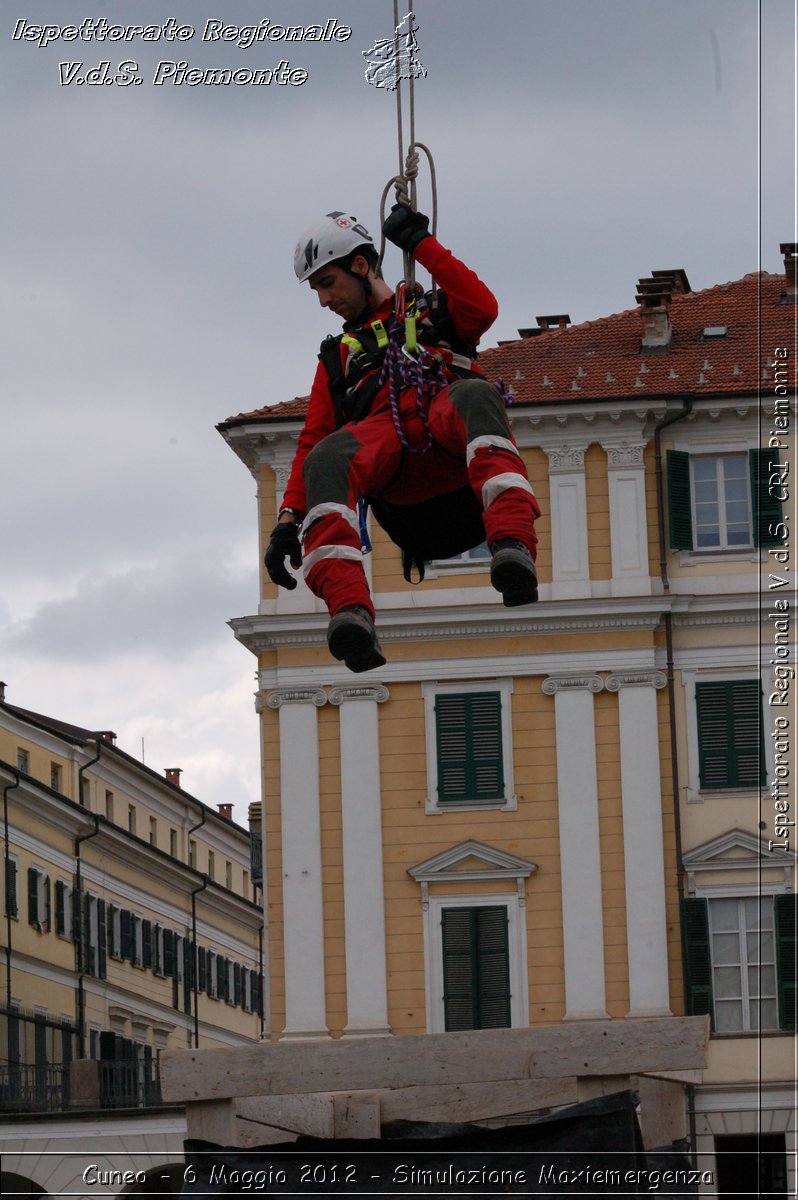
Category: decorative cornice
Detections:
[
  {"x1": 266, "y1": 688, "x2": 328, "y2": 709},
  {"x1": 542, "y1": 674, "x2": 604, "y2": 695},
  {"x1": 328, "y1": 685, "x2": 389, "y2": 705},
  {"x1": 605, "y1": 671, "x2": 667, "y2": 691},
  {"x1": 601, "y1": 440, "x2": 646, "y2": 468},
  {"x1": 545, "y1": 444, "x2": 587, "y2": 473}
]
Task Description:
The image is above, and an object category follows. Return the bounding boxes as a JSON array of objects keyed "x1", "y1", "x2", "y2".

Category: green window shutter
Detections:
[
  {"x1": 107, "y1": 904, "x2": 118, "y2": 956},
  {"x1": 695, "y1": 680, "x2": 765, "y2": 789},
  {"x1": 667, "y1": 450, "x2": 693, "y2": 550},
  {"x1": 775, "y1": 893, "x2": 796, "y2": 1031},
  {"x1": 28, "y1": 867, "x2": 39, "y2": 927},
  {"x1": 435, "y1": 692, "x2": 504, "y2": 803},
  {"x1": 442, "y1": 906, "x2": 511, "y2": 1032},
  {"x1": 142, "y1": 919, "x2": 153, "y2": 969},
  {"x1": 43, "y1": 876, "x2": 51, "y2": 930},
  {"x1": 750, "y1": 448, "x2": 785, "y2": 548},
  {"x1": 682, "y1": 897, "x2": 714, "y2": 1030},
  {"x1": 120, "y1": 909, "x2": 133, "y2": 961},
  {"x1": 97, "y1": 900, "x2": 107, "y2": 979},
  {"x1": 5, "y1": 859, "x2": 18, "y2": 918},
  {"x1": 55, "y1": 880, "x2": 66, "y2": 936}
]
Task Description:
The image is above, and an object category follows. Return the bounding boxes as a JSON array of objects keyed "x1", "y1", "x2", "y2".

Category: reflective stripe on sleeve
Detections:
[
  {"x1": 303, "y1": 502, "x2": 360, "y2": 535},
  {"x1": 466, "y1": 434, "x2": 521, "y2": 467},
  {"x1": 302, "y1": 544, "x2": 364, "y2": 575},
  {"x1": 481, "y1": 472, "x2": 536, "y2": 508}
]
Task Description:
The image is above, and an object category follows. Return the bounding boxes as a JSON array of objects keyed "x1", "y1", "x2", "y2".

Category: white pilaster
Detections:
[
  {"x1": 542, "y1": 673, "x2": 609, "y2": 1019},
  {"x1": 601, "y1": 439, "x2": 653, "y2": 596},
  {"x1": 545, "y1": 444, "x2": 591, "y2": 599},
  {"x1": 329, "y1": 684, "x2": 391, "y2": 1037},
  {"x1": 267, "y1": 687, "x2": 329, "y2": 1039},
  {"x1": 606, "y1": 671, "x2": 672, "y2": 1017}
]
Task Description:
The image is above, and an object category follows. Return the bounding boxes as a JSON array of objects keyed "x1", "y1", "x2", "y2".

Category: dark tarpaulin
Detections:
[{"x1": 179, "y1": 1089, "x2": 699, "y2": 1195}]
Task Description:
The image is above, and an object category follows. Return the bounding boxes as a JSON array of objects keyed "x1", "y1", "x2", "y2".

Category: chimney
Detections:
[
  {"x1": 521, "y1": 314, "x2": 571, "y2": 338},
  {"x1": 217, "y1": 803, "x2": 233, "y2": 821},
  {"x1": 165, "y1": 767, "x2": 182, "y2": 787},
  {"x1": 636, "y1": 277, "x2": 673, "y2": 350},
  {"x1": 780, "y1": 242, "x2": 797, "y2": 302},
  {"x1": 99, "y1": 730, "x2": 117, "y2": 745},
  {"x1": 0, "y1": 682, "x2": 5, "y2": 703},
  {"x1": 651, "y1": 268, "x2": 691, "y2": 295}
]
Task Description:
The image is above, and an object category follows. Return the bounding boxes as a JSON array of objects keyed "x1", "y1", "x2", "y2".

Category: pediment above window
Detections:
[
  {"x1": 408, "y1": 840, "x2": 537, "y2": 909},
  {"x1": 682, "y1": 829, "x2": 794, "y2": 892}
]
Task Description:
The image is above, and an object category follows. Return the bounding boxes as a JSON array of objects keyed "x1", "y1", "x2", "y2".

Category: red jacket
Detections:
[{"x1": 281, "y1": 236, "x2": 498, "y2": 517}]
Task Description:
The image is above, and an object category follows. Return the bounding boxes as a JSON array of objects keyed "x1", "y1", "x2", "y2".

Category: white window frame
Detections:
[
  {"x1": 425, "y1": 542, "x2": 491, "y2": 577},
  {"x1": 690, "y1": 452, "x2": 753, "y2": 552},
  {"x1": 671, "y1": 433, "x2": 761, "y2": 564},
  {"x1": 55, "y1": 877, "x2": 73, "y2": 940},
  {"x1": 422, "y1": 891, "x2": 529, "y2": 1034},
  {"x1": 422, "y1": 679, "x2": 516, "y2": 814},
  {"x1": 29, "y1": 865, "x2": 51, "y2": 932},
  {"x1": 682, "y1": 668, "x2": 772, "y2": 803},
  {"x1": 696, "y1": 886, "x2": 783, "y2": 1035},
  {"x1": 207, "y1": 949, "x2": 218, "y2": 999}
]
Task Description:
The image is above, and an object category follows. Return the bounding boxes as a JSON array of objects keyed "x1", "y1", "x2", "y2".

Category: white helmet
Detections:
[{"x1": 293, "y1": 211, "x2": 375, "y2": 283}]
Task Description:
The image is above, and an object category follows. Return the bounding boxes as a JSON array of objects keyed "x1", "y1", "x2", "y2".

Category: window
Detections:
[
  {"x1": 16, "y1": 748, "x2": 29, "y2": 773},
  {"x1": 207, "y1": 851, "x2": 215, "y2": 880},
  {"x1": 695, "y1": 679, "x2": 764, "y2": 790},
  {"x1": 50, "y1": 763, "x2": 62, "y2": 791},
  {"x1": 242, "y1": 870, "x2": 249, "y2": 899},
  {"x1": 189, "y1": 840, "x2": 196, "y2": 869},
  {"x1": 127, "y1": 805, "x2": 136, "y2": 835},
  {"x1": 83, "y1": 894, "x2": 107, "y2": 979},
  {"x1": 424, "y1": 682, "x2": 515, "y2": 811},
  {"x1": 149, "y1": 817, "x2": 157, "y2": 847},
  {"x1": 105, "y1": 790, "x2": 114, "y2": 822},
  {"x1": 28, "y1": 867, "x2": 51, "y2": 933},
  {"x1": 225, "y1": 861, "x2": 233, "y2": 889},
  {"x1": 55, "y1": 880, "x2": 73, "y2": 939},
  {"x1": 432, "y1": 543, "x2": 491, "y2": 568},
  {"x1": 4, "y1": 854, "x2": 19, "y2": 918},
  {"x1": 170, "y1": 828, "x2": 178, "y2": 858},
  {"x1": 683, "y1": 894, "x2": 795, "y2": 1033},
  {"x1": 667, "y1": 448, "x2": 784, "y2": 551},
  {"x1": 441, "y1": 905, "x2": 511, "y2": 1031}
]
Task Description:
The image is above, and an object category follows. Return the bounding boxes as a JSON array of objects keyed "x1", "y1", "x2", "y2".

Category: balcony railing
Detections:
[
  {"x1": 0, "y1": 1061, "x2": 70, "y2": 1112},
  {"x1": 0, "y1": 1058, "x2": 165, "y2": 1113}
]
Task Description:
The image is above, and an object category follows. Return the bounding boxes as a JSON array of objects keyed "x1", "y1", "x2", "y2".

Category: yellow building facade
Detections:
[
  {"x1": 220, "y1": 247, "x2": 796, "y2": 1195},
  {"x1": 0, "y1": 692, "x2": 263, "y2": 1196}
]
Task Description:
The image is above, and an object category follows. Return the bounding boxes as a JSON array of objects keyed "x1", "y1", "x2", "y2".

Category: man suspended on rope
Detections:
[{"x1": 265, "y1": 204, "x2": 541, "y2": 672}]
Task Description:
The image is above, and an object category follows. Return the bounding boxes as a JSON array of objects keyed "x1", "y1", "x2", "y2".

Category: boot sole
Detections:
[
  {"x1": 327, "y1": 615, "x2": 387, "y2": 673},
  {"x1": 491, "y1": 552, "x2": 539, "y2": 607}
]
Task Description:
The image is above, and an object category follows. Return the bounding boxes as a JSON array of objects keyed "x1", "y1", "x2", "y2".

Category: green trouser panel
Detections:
[
  {"x1": 448, "y1": 378, "x2": 512, "y2": 442},
  {"x1": 303, "y1": 428, "x2": 363, "y2": 510}
]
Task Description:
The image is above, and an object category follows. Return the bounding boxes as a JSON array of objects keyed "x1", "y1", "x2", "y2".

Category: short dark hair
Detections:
[{"x1": 342, "y1": 244, "x2": 382, "y2": 279}]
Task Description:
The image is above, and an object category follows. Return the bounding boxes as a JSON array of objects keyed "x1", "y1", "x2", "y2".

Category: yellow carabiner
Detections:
[{"x1": 404, "y1": 306, "x2": 418, "y2": 355}]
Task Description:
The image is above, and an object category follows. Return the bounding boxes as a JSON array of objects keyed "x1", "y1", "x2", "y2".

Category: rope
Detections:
[{"x1": 377, "y1": 2, "x2": 438, "y2": 295}]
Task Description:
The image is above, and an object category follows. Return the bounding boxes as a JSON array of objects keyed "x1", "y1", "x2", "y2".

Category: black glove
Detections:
[
  {"x1": 382, "y1": 203, "x2": 430, "y2": 254},
  {"x1": 265, "y1": 520, "x2": 302, "y2": 590}
]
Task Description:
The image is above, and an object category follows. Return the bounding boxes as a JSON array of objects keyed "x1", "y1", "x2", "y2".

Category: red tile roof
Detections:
[{"x1": 220, "y1": 270, "x2": 795, "y2": 426}]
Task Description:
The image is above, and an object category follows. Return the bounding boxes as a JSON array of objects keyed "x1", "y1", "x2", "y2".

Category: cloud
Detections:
[{"x1": 2, "y1": 543, "x2": 256, "y2": 661}]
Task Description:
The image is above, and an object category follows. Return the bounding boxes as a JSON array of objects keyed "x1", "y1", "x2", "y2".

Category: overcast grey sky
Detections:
[{"x1": 1, "y1": 0, "x2": 794, "y2": 823}]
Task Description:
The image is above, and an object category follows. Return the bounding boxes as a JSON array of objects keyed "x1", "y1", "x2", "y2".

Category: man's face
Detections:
[{"x1": 308, "y1": 258, "x2": 369, "y2": 324}]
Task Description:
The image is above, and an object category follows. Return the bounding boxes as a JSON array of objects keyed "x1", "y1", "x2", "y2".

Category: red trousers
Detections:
[{"x1": 301, "y1": 378, "x2": 540, "y2": 617}]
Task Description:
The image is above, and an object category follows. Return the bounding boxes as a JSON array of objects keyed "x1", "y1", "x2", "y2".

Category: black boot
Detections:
[
  {"x1": 490, "y1": 540, "x2": 539, "y2": 607},
  {"x1": 327, "y1": 606, "x2": 387, "y2": 673}
]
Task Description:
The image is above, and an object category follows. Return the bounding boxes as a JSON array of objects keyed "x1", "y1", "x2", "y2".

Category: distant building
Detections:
[
  {"x1": 217, "y1": 245, "x2": 796, "y2": 1195},
  {"x1": 0, "y1": 689, "x2": 263, "y2": 1196}
]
